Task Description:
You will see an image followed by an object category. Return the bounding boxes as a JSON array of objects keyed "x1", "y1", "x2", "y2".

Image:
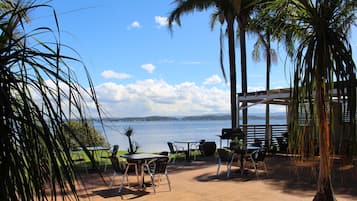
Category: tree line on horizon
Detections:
[{"x1": 99, "y1": 113, "x2": 287, "y2": 122}]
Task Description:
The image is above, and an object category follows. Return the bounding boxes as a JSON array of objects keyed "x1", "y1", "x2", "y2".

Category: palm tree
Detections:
[
  {"x1": 168, "y1": 0, "x2": 255, "y2": 129},
  {"x1": 0, "y1": 1, "x2": 103, "y2": 200},
  {"x1": 268, "y1": 0, "x2": 356, "y2": 200},
  {"x1": 249, "y1": 5, "x2": 278, "y2": 146}
]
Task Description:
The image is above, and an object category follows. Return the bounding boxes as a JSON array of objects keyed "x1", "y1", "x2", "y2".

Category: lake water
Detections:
[{"x1": 94, "y1": 119, "x2": 286, "y2": 153}]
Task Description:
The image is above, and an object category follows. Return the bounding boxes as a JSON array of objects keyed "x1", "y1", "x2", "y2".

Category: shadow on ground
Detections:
[
  {"x1": 186, "y1": 154, "x2": 357, "y2": 197},
  {"x1": 93, "y1": 187, "x2": 150, "y2": 200}
]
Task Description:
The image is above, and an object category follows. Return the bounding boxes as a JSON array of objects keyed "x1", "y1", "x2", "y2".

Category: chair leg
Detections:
[
  {"x1": 227, "y1": 155, "x2": 236, "y2": 178},
  {"x1": 109, "y1": 171, "x2": 117, "y2": 188},
  {"x1": 216, "y1": 159, "x2": 221, "y2": 176},
  {"x1": 263, "y1": 162, "x2": 268, "y2": 175},
  {"x1": 148, "y1": 171, "x2": 156, "y2": 193},
  {"x1": 226, "y1": 162, "x2": 231, "y2": 178},
  {"x1": 172, "y1": 153, "x2": 176, "y2": 164},
  {"x1": 118, "y1": 173, "x2": 126, "y2": 192},
  {"x1": 134, "y1": 163, "x2": 140, "y2": 186},
  {"x1": 251, "y1": 158, "x2": 259, "y2": 179},
  {"x1": 157, "y1": 174, "x2": 162, "y2": 188},
  {"x1": 123, "y1": 165, "x2": 130, "y2": 187},
  {"x1": 166, "y1": 173, "x2": 172, "y2": 191}
]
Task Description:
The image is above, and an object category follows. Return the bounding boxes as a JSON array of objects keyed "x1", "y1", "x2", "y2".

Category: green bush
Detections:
[{"x1": 62, "y1": 120, "x2": 108, "y2": 150}]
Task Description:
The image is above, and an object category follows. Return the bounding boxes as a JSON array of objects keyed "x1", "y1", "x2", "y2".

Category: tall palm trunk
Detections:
[
  {"x1": 265, "y1": 32, "x2": 271, "y2": 147},
  {"x1": 238, "y1": 16, "x2": 248, "y2": 133},
  {"x1": 313, "y1": 40, "x2": 335, "y2": 200},
  {"x1": 227, "y1": 16, "x2": 237, "y2": 129},
  {"x1": 314, "y1": 75, "x2": 335, "y2": 201}
]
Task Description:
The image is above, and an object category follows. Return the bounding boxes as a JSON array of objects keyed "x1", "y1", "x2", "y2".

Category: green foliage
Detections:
[
  {"x1": 62, "y1": 120, "x2": 108, "y2": 150},
  {"x1": 268, "y1": 0, "x2": 357, "y2": 157},
  {"x1": 0, "y1": 1, "x2": 103, "y2": 200},
  {"x1": 265, "y1": 0, "x2": 356, "y2": 199}
]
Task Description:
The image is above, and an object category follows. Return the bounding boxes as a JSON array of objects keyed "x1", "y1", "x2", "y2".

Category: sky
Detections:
[{"x1": 28, "y1": 0, "x2": 357, "y2": 118}]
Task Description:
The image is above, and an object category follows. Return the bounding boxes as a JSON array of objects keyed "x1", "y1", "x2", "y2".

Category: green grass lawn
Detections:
[{"x1": 70, "y1": 149, "x2": 206, "y2": 171}]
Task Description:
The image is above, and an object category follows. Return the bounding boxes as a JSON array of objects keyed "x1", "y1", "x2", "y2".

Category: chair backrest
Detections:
[
  {"x1": 167, "y1": 142, "x2": 175, "y2": 153},
  {"x1": 217, "y1": 148, "x2": 233, "y2": 162},
  {"x1": 111, "y1": 145, "x2": 119, "y2": 157},
  {"x1": 251, "y1": 138, "x2": 262, "y2": 147},
  {"x1": 200, "y1": 141, "x2": 217, "y2": 156},
  {"x1": 155, "y1": 157, "x2": 169, "y2": 174},
  {"x1": 158, "y1": 151, "x2": 169, "y2": 156},
  {"x1": 147, "y1": 157, "x2": 169, "y2": 174},
  {"x1": 251, "y1": 148, "x2": 266, "y2": 162},
  {"x1": 110, "y1": 156, "x2": 125, "y2": 174}
]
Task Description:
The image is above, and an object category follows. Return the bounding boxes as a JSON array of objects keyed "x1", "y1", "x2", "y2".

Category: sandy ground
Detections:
[{"x1": 72, "y1": 155, "x2": 357, "y2": 201}]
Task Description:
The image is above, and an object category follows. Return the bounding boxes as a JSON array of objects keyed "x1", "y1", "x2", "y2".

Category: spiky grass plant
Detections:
[{"x1": 0, "y1": 1, "x2": 103, "y2": 200}]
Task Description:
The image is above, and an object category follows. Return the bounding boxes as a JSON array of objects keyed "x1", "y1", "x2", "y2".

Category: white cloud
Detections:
[
  {"x1": 155, "y1": 16, "x2": 168, "y2": 28},
  {"x1": 94, "y1": 79, "x2": 230, "y2": 117},
  {"x1": 131, "y1": 21, "x2": 141, "y2": 28},
  {"x1": 30, "y1": 79, "x2": 286, "y2": 118},
  {"x1": 181, "y1": 61, "x2": 202, "y2": 65},
  {"x1": 203, "y1": 74, "x2": 222, "y2": 85},
  {"x1": 158, "y1": 59, "x2": 175, "y2": 64},
  {"x1": 141, "y1": 64, "x2": 155, "y2": 73},
  {"x1": 247, "y1": 86, "x2": 265, "y2": 92},
  {"x1": 101, "y1": 70, "x2": 131, "y2": 79}
]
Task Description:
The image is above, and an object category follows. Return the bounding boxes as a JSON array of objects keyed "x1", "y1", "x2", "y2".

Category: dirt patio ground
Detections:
[{"x1": 71, "y1": 155, "x2": 357, "y2": 201}]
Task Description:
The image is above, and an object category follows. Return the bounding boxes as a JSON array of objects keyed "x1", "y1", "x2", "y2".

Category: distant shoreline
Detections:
[{"x1": 95, "y1": 113, "x2": 287, "y2": 122}]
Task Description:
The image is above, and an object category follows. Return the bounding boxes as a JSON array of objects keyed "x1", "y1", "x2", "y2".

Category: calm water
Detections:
[{"x1": 94, "y1": 119, "x2": 286, "y2": 153}]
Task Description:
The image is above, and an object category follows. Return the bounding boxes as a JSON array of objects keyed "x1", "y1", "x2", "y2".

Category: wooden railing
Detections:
[{"x1": 240, "y1": 124, "x2": 288, "y2": 148}]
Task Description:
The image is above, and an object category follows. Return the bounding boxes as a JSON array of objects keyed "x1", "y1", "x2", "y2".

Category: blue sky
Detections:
[{"x1": 30, "y1": 0, "x2": 357, "y2": 118}]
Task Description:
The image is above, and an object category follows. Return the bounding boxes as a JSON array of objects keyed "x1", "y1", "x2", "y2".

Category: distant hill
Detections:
[
  {"x1": 181, "y1": 114, "x2": 230, "y2": 120},
  {"x1": 100, "y1": 113, "x2": 286, "y2": 122},
  {"x1": 102, "y1": 116, "x2": 177, "y2": 122}
]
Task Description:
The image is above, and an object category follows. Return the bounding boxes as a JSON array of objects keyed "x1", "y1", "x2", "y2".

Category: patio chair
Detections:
[
  {"x1": 109, "y1": 156, "x2": 139, "y2": 192},
  {"x1": 100, "y1": 145, "x2": 119, "y2": 171},
  {"x1": 216, "y1": 148, "x2": 238, "y2": 178},
  {"x1": 245, "y1": 148, "x2": 268, "y2": 179},
  {"x1": 199, "y1": 141, "x2": 217, "y2": 157},
  {"x1": 144, "y1": 157, "x2": 171, "y2": 193},
  {"x1": 167, "y1": 142, "x2": 186, "y2": 164}
]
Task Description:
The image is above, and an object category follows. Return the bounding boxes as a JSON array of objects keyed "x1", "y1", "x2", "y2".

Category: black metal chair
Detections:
[
  {"x1": 245, "y1": 148, "x2": 268, "y2": 178},
  {"x1": 100, "y1": 145, "x2": 119, "y2": 171},
  {"x1": 199, "y1": 141, "x2": 217, "y2": 156},
  {"x1": 109, "y1": 156, "x2": 139, "y2": 192},
  {"x1": 216, "y1": 148, "x2": 238, "y2": 178},
  {"x1": 144, "y1": 157, "x2": 171, "y2": 193},
  {"x1": 167, "y1": 142, "x2": 186, "y2": 164}
]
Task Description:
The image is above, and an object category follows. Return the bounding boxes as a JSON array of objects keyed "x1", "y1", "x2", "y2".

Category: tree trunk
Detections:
[
  {"x1": 265, "y1": 33, "x2": 271, "y2": 148},
  {"x1": 313, "y1": 77, "x2": 336, "y2": 201},
  {"x1": 238, "y1": 16, "x2": 248, "y2": 137},
  {"x1": 227, "y1": 16, "x2": 237, "y2": 129}
]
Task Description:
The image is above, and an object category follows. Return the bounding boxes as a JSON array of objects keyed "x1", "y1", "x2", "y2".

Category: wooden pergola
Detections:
[
  {"x1": 236, "y1": 81, "x2": 356, "y2": 151},
  {"x1": 237, "y1": 88, "x2": 290, "y2": 128}
]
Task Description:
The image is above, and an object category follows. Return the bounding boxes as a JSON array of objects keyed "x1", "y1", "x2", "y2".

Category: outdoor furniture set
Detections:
[
  {"x1": 108, "y1": 146, "x2": 171, "y2": 194},
  {"x1": 216, "y1": 144, "x2": 268, "y2": 179},
  {"x1": 167, "y1": 140, "x2": 217, "y2": 163}
]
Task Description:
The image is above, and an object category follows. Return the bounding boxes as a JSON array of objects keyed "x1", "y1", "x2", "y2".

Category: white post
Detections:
[{"x1": 237, "y1": 94, "x2": 240, "y2": 128}]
